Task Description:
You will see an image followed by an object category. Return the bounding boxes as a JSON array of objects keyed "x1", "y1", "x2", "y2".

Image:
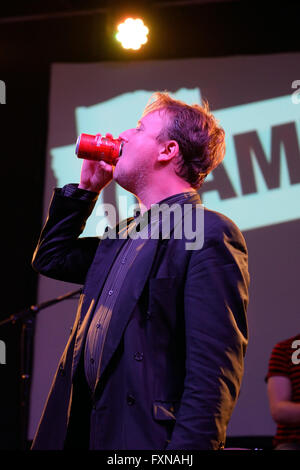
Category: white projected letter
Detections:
[
  {"x1": 0, "y1": 340, "x2": 6, "y2": 364},
  {"x1": 291, "y1": 80, "x2": 300, "y2": 104},
  {"x1": 0, "y1": 80, "x2": 6, "y2": 104}
]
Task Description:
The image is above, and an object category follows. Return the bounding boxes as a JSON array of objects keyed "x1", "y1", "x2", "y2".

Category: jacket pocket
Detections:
[{"x1": 152, "y1": 400, "x2": 180, "y2": 421}]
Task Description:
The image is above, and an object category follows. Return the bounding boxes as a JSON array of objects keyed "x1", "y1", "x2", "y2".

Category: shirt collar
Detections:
[
  {"x1": 134, "y1": 191, "x2": 200, "y2": 219},
  {"x1": 132, "y1": 190, "x2": 200, "y2": 234}
]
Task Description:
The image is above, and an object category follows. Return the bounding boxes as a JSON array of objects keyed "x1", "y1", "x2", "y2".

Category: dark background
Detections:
[{"x1": 0, "y1": 0, "x2": 299, "y2": 450}]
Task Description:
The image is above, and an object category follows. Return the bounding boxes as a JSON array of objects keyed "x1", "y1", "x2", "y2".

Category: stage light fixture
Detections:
[{"x1": 115, "y1": 17, "x2": 149, "y2": 50}]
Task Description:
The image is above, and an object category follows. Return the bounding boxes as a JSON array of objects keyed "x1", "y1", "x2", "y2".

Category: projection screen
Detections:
[{"x1": 28, "y1": 54, "x2": 300, "y2": 441}]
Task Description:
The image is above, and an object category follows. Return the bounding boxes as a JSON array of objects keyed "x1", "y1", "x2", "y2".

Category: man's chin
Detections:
[{"x1": 113, "y1": 173, "x2": 137, "y2": 196}]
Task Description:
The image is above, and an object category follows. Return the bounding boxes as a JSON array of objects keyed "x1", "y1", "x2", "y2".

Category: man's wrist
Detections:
[
  {"x1": 61, "y1": 184, "x2": 99, "y2": 202},
  {"x1": 78, "y1": 183, "x2": 100, "y2": 194}
]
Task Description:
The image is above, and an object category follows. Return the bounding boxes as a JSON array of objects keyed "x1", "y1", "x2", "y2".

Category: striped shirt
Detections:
[{"x1": 266, "y1": 334, "x2": 300, "y2": 447}]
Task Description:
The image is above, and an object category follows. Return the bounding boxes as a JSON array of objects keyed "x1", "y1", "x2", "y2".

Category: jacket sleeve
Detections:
[
  {"x1": 32, "y1": 186, "x2": 101, "y2": 285},
  {"x1": 166, "y1": 216, "x2": 250, "y2": 450}
]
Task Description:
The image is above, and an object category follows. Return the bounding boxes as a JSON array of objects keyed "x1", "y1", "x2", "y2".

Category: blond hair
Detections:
[{"x1": 143, "y1": 91, "x2": 225, "y2": 189}]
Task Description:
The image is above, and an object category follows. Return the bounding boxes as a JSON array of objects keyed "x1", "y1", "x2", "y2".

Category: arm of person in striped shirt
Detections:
[
  {"x1": 267, "y1": 376, "x2": 300, "y2": 424},
  {"x1": 267, "y1": 338, "x2": 300, "y2": 425}
]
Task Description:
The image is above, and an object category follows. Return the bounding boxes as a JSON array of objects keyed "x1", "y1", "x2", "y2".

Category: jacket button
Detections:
[
  {"x1": 146, "y1": 310, "x2": 151, "y2": 320},
  {"x1": 126, "y1": 394, "x2": 135, "y2": 405},
  {"x1": 134, "y1": 352, "x2": 144, "y2": 361}
]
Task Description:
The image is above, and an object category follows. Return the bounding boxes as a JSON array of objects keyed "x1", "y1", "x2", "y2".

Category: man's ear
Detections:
[{"x1": 157, "y1": 140, "x2": 179, "y2": 163}]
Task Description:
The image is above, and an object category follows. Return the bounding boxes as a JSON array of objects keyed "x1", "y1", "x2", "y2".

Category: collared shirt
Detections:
[{"x1": 61, "y1": 184, "x2": 197, "y2": 391}]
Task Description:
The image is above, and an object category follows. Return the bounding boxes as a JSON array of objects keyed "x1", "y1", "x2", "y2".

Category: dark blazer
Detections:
[{"x1": 31, "y1": 187, "x2": 249, "y2": 450}]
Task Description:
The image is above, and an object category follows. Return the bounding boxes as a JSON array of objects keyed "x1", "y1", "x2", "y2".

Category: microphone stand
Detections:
[{"x1": 0, "y1": 288, "x2": 82, "y2": 450}]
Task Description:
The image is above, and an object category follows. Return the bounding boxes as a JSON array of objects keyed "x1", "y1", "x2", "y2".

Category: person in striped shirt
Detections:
[{"x1": 266, "y1": 334, "x2": 300, "y2": 450}]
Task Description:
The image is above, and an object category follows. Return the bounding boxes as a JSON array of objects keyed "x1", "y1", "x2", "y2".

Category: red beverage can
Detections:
[{"x1": 75, "y1": 133, "x2": 123, "y2": 164}]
